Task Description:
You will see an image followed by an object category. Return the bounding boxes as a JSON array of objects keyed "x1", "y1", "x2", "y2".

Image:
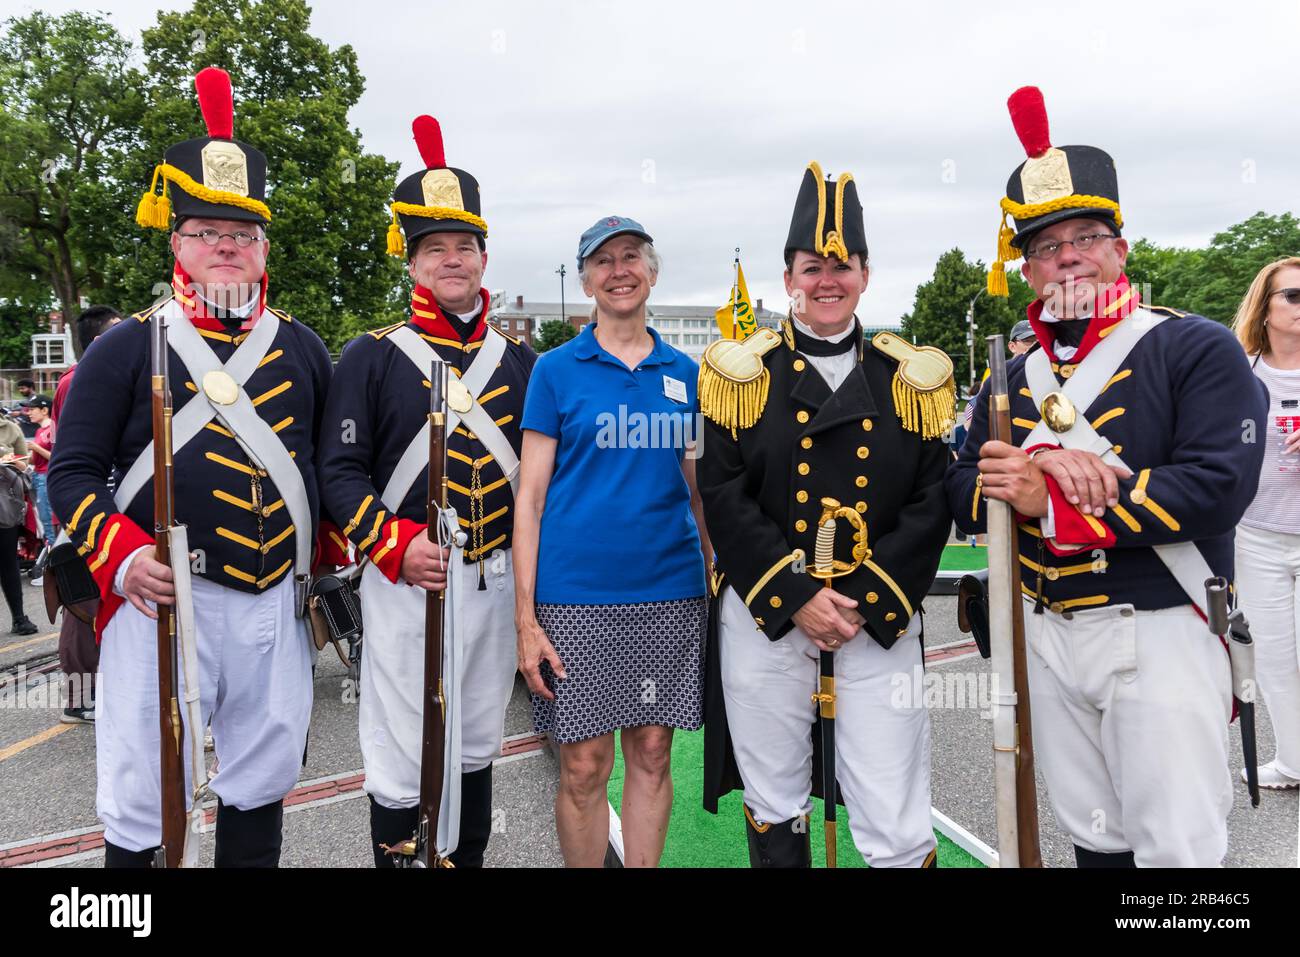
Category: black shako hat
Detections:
[
  {"x1": 784, "y1": 161, "x2": 867, "y2": 264},
  {"x1": 387, "y1": 115, "x2": 486, "y2": 258},
  {"x1": 136, "y1": 67, "x2": 270, "y2": 230},
  {"x1": 988, "y1": 86, "x2": 1122, "y2": 295}
]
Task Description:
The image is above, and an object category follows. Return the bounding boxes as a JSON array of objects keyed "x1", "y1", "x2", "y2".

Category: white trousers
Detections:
[
  {"x1": 1024, "y1": 599, "x2": 1233, "y2": 866},
  {"x1": 96, "y1": 574, "x2": 312, "y2": 852},
  {"x1": 360, "y1": 548, "x2": 517, "y2": 810},
  {"x1": 719, "y1": 585, "x2": 934, "y2": 868},
  {"x1": 1234, "y1": 523, "x2": 1300, "y2": 777}
]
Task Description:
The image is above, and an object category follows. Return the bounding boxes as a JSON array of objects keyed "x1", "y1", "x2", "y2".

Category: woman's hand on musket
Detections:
[{"x1": 517, "y1": 615, "x2": 565, "y2": 701}]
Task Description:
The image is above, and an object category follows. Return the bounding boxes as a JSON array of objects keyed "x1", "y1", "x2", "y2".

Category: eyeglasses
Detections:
[
  {"x1": 1270, "y1": 288, "x2": 1300, "y2": 306},
  {"x1": 178, "y1": 228, "x2": 264, "y2": 248},
  {"x1": 1025, "y1": 232, "x2": 1116, "y2": 261}
]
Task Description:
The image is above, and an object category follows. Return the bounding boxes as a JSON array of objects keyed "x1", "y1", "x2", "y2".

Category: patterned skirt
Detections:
[{"x1": 532, "y1": 596, "x2": 707, "y2": 744}]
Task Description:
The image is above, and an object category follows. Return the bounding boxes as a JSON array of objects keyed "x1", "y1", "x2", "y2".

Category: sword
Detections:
[
  {"x1": 1206, "y1": 577, "x2": 1260, "y2": 807},
  {"x1": 807, "y1": 497, "x2": 870, "y2": 868}
]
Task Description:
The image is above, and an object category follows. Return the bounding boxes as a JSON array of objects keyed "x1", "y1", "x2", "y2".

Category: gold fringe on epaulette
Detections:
[
  {"x1": 699, "y1": 363, "x2": 770, "y2": 440},
  {"x1": 892, "y1": 372, "x2": 957, "y2": 440}
]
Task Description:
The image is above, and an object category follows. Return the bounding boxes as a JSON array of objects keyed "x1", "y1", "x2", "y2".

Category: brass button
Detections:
[
  {"x1": 1130, "y1": 488, "x2": 1148, "y2": 505},
  {"x1": 798, "y1": 463, "x2": 810, "y2": 475},
  {"x1": 793, "y1": 358, "x2": 806, "y2": 372},
  {"x1": 754, "y1": 617, "x2": 765, "y2": 627},
  {"x1": 796, "y1": 490, "x2": 809, "y2": 503},
  {"x1": 795, "y1": 520, "x2": 808, "y2": 533},
  {"x1": 862, "y1": 419, "x2": 873, "y2": 432},
  {"x1": 1045, "y1": 567, "x2": 1060, "y2": 581},
  {"x1": 855, "y1": 476, "x2": 868, "y2": 488},
  {"x1": 769, "y1": 596, "x2": 782, "y2": 609},
  {"x1": 856, "y1": 447, "x2": 869, "y2": 459},
  {"x1": 897, "y1": 628, "x2": 907, "y2": 638},
  {"x1": 1060, "y1": 364, "x2": 1076, "y2": 379},
  {"x1": 796, "y1": 410, "x2": 810, "y2": 424},
  {"x1": 855, "y1": 501, "x2": 867, "y2": 513},
  {"x1": 262, "y1": 507, "x2": 274, "y2": 517},
  {"x1": 885, "y1": 612, "x2": 897, "y2": 621},
  {"x1": 866, "y1": 592, "x2": 879, "y2": 604},
  {"x1": 800, "y1": 437, "x2": 813, "y2": 449},
  {"x1": 1049, "y1": 601, "x2": 1064, "y2": 614}
]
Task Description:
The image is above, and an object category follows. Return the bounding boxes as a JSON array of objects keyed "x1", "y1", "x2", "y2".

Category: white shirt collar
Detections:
[{"x1": 792, "y1": 314, "x2": 855, "y2": 344}]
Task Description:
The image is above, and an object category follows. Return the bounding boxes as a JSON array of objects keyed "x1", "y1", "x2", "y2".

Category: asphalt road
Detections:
[{"x1": 2, "y1": 574, "x2": 1295, "y2": 867}]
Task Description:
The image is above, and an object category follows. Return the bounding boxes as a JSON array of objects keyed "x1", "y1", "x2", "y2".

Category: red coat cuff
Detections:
[
  {"x1": 370, "y1": 517, "x2": 426, "y2": 584},
  {"x1": 1043, "y1": 476, "x2": 1117, "y2": 555},
  {"x1": 88, "y1": 514, "x2": 154, "y2": 637},
  {"x1": 314, "y1": 520, "x2": 353, "y2": 571}
]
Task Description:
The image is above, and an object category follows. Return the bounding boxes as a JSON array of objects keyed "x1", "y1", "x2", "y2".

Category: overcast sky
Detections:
[{"x1": 10, "y1": 0, "x2": 1300, "y2": 324}]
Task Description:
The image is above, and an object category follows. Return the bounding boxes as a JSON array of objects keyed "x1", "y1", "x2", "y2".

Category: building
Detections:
[{"x1": 490, "y1": 294, "x2": 794, "y2": 360}]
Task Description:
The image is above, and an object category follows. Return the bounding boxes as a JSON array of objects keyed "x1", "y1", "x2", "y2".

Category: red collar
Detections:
[
  {"x1": 409, "y1": 286, "x2": 489, "y2": 342},
  {"x1": 1026, "y1": 274, "x2": 1140, "y2": 365},
  {"x1": 171, "y1": 261, "x2": 269, "y2": 331}
]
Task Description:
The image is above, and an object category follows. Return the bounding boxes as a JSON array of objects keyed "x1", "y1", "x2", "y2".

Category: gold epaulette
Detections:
[
  {"x1": 1146, "y1": 304, "x2": 1189, "y2": 319},
  {"x1": 367, "y1": 321, "x2": 406, "y2": 340},
  {"x1": 870, "y1": 331, "x2": 957, "y2": 440},
  {"x1": 265, "y1": 306, "x2": 294, "y2": 323},
  {"x1": 491, "y1": 326, "x2": 524, "y2": 347},
  {"x1": 698, "y1": 327, "x2": 783, "y2": 439}
]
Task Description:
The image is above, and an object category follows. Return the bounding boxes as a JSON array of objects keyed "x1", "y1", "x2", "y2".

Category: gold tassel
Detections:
[
  {"x1": 698, "y1": 365, "x2": 769, "y2": 440},
  {"x1": 892, "y1": 372, "x2": 957, "y2": 440},
  {"x1": 987, "y1": 263, "x2": 1009, "y2": 297},
  {"x1": 135, "y1": 191, "x2": 159, "y2": 229},
  {"x1": 997, "y1": 220, "x2": 1017, "y2": 261},
  {"x1": 151, "y1": 189, "x2": 171, "y2": 229},
  {"x1": 386, "y1": 218, "x2": 405, "y2": 258}
]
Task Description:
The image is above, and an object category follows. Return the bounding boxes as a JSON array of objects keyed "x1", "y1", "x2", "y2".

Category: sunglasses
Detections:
[{"x1": 1272, "y1": 288, "x2": 1300, "y2": 306}]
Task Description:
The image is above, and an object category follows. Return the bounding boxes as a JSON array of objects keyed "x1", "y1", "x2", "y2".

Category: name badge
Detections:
[{"x1": 663, "y1": 375, "x2": 688, "y2": 404}]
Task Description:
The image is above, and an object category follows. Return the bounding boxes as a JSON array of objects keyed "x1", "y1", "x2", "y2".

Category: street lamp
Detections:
[
  {"x1": 556, "y1": 264, "x2": 566, "y2": 333},
  {"x1": 966, "y1": 288, "x2": 985, "y2": 395}
]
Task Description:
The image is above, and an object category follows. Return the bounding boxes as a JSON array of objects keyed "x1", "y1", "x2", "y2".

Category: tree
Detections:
[
  {"x1": 0, "y1": 11, "x2": 146, "y2": 337},
  {"x1": 900, "y1": 249, "x2": 1034, "y2": 394},
  {"x1": 1123, "y1": 237, "x2": 1200, "y2": 307},
  {"x1": 102, "y1": 0, "x2": 404, "y2": 349},
  {"x1": 1163, "y1": 212, "x2": 1300, "y2": 323},
  {"x1": 534, "y1": 318, "x2": 577, "y2": 353}
]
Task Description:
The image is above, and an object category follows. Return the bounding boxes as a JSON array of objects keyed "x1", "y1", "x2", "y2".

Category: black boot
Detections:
[
  {"x1": 368, "y1": 795, "x2": 418, "y2": 869},
  {"x1": 10, "y1": 616, "x2": 38, "y2": 636},
  {"x1": 448, "y1": 765, "x2": 494, "y2": 868},
  {"x1": 743, "y1": 805, "x2": 811, "y2": 868},
  {"x1": 1074, "y1": 844, "x2": 1136, "y2": 868},
  {"x1": 103, "y1": 839, "x2": 157, "y2": 868},
  {"x1": 214, "y1": 798, "x2": 284, "y2": 868}
]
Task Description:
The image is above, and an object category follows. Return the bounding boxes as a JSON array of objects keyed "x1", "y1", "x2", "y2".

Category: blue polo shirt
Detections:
[{"x1": 522, "y1": 322, "x2": 705, "y2": 605}]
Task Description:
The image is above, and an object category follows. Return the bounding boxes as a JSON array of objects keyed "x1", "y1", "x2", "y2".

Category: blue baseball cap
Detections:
[{"x1": 576, "y1": 215, "x2": 653, "y2": 270}]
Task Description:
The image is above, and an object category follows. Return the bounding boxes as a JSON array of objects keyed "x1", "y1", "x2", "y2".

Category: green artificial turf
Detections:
[
  {"x1": 938, "y1": 542, "x2": 988, "y2": 572},
  {"x1": 606, "y1": 728, "x2": 983, "y2": 868}
]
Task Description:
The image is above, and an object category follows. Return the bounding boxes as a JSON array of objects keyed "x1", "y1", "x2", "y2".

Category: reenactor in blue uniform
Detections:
[
  {"x1": 47, "y1": 68, "x2": 346, "y2": 867},
  {"x1": 698, "y1": 162, "x2": 955, "y2": 867},
  {"x1": 946, "y1": 86, "x2": 1268, "y2": 866},
  {"x1": 317, "y1": 115, "x2": 535, "y2": 867}
]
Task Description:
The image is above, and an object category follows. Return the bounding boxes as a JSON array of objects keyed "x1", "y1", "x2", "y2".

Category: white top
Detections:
[{"x1": 1241, "y1": 356, "x2": 1300, "y2": 533}]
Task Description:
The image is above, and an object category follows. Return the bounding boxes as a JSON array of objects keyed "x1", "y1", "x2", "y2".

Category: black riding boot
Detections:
[
  {"x1": 368, "y1": 795, "x2": 419, "y2": 868},
  {"x1": 214, "y1": 797, "x2": 284, "y2": 868},
  {"x1": 743, "y1": 805, "x2": 811, "y2": 868},
  {"x1": 448, "y1": 765, "x2": 494, "y2": 868}
]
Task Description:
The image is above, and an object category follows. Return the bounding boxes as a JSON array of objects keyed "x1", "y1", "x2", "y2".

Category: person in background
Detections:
[
  {"x1": 50, "y1": 304, "x2": 122, "y2": 725},
  {"x1": 24, "y1": 395, "x2": 55, "y2": 549},
  {"x1": 1231, "y1": 255, "x2": 1300, "y2": 791},
  {"x1": 1, "y1": 411, "x2": 36, "y2": 635},
  {"x1": 15, "y1": 380, "x2": 37, "y2": 439}
]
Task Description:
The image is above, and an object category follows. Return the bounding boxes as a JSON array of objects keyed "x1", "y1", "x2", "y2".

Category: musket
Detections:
[
  {"x1": 808, "y1": 496, "x2": 870, "y2": 868},
  {"x1": 1206, "y1": 577, "x2": 1260, "y2": 807},
  {"x1": 386, "y1": 359, "x2": 454, "y2": 869},
  {"x1": 151, "y1": 315, "x2": 187, "y2": 869},
  {"x1": 984, "y1": 334, "x2": 1042, "y2": 868}
]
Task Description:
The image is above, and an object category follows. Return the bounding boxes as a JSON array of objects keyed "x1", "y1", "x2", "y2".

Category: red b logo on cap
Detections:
[{"x1": 605, "y1": 217, "x2": 621, "y2": 227}]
